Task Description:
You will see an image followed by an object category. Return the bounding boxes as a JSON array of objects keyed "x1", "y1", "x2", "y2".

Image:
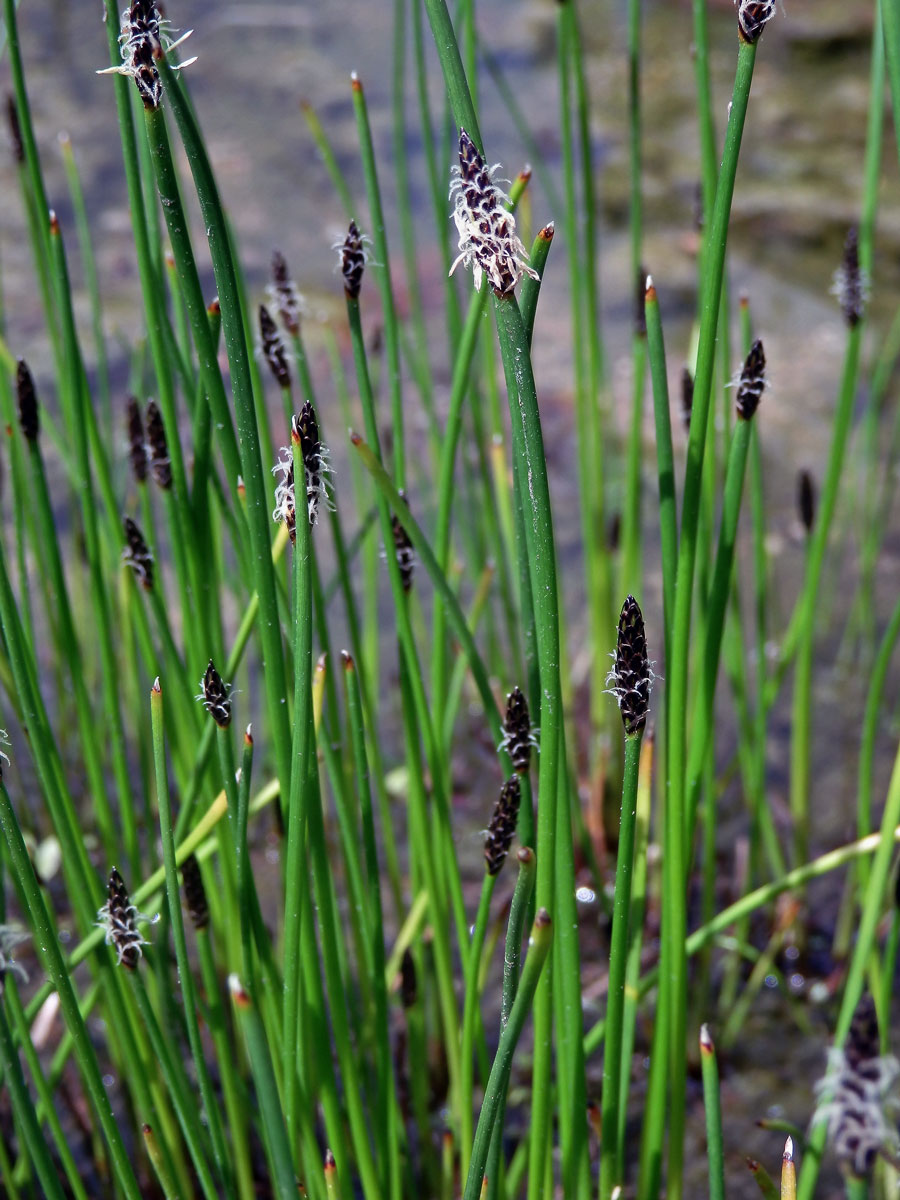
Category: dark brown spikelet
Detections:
[
  {"x1": 145, "y1": 401, "x2": 172, "y2": 489},
  {"x1": 606, "y1": 510, "x2": 621, "y2": 553},
  {"x1": 609, "y1": 596, "x2": 650, "y2": 737},
  {"x1": 271, "y1": 250, "x2": 302, "y2": 336},
  {"x1": 502, "y1": 686, "x2": 534, "y2": 774},
  {"x1": 16, "y1": 360, "x2": 39, "y2": 442},
  {"x1": 200, "y1": 659, "x2": 232, "y2": 727},
  {"x1": 399, "y1": 947, "x2": 417, "y2": 1009},
  {"x1": 181, "y1": 854, "x2": 210, "y2": 930},
  {"x1": 340, "y1": 221, "x2": 366, "y2": 299},
  {"x1": 126, "y1": 396, "x2": 148, "y2": 483},
  {"x1": 837, "y1": 227, "x2": 865, "y2": 327},
  {"x1": 737, "y1": 1, "x2": 776, "y2": 44},
  {"x1": 735, "y1": 339, "x2": 766, "y2": 421},
  {"x1": 122, "y1": 1, "x2": 163, "y2": 109},
  {"x1": 6, "y1": 96, "x2": 23, "y2": 165},
  {"x1": 391, "y1": 493, "x2": 415, "y2": 592},
  {"x1": 294, "y1": 402, "x2": 330, "y2": 527},
  {"x1": 258, "y1": 304, "x2": 291, "y2": 389},
  {"x1": 485, "y1": 776, "x2": 521, "y2": 875},
  {"x1": 797, "y1": 469, "x2": 815, "y2": 534},
  {"x1": 101, "y1": 867, "x2": 145, "y2": 969},
  {"x1": 122, "y1": 517, "x2": 154, "y2": 590},
  {"x1": 681, "y1": 367, "x2": 694, "y2": 431}
]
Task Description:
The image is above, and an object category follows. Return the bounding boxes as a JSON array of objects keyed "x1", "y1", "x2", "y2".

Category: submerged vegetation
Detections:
[{"x1": 0, "y1": 0, "x2": 900, "y2": 1196}]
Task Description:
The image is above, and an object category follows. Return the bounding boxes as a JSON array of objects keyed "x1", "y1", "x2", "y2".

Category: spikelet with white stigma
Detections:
[
  {"x1": 122, "y1": 516, "x2": 154, "y2": 590},
  {"x1": 735, "y1": 0, "x2": 777, "y2": 43},
  {"x1": 606, "y1": 596, "x2": 651, "y2": 737},
  {"x1": 96, "y1": 867, "x2": 156, "y2": 969},
  {"x1": 197, "y1": 659, "x2": 232, "y2": 728},
  {"x1": 734, "y1": 338, "x2": 766, "y2": 420},
  {"x1": 126, "y1": 396, "x2": 148, "y2": 483},
  {"x1": 813, "y1": 994, "x2": 900, "y2": 1179},
  {"x1": 832, "y1": 227, "x2": 868, "y2": 327},
  {"x1": 97, "y1": 2, "x2": 195, "y2": 110},
  {"x1": 181, "y1": 854, "x2": 210, "y2": 930},
  {"x1": 390, "y1": 492, "x2": 415, "y2": 592},
  {"x1": 335, "y1": 221, "x2": 369, "y2": 299},
  {"x1": 499, "y1": 686, "x2": 538, "y2": 773},
  {"x1": 271, "y1": 405, "x2": 332, "y2": 540},
  {"x1": 449, "y1": 130, "x2": 539, "y2": 295},
  {"x1": 485, "y1": 776, "x2": 521, "y2": 875}
]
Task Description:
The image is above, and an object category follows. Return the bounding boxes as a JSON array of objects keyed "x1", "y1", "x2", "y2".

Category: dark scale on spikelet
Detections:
[
  {"x1": 399, "y1": 947, "x2": 417, "y2": 1009},
  {"x1": 181, "y1": 854, "x2": 210, "y2": 930},
  {"x1": 735, "y1": 339, "x2": 766, "y2": 421},
  {"x1": 200, "y1": 659, "x2": 232, "y2": 727},
  {"x1": 608, "y1": 596, "x2": 650, "y2": 737},
  {"x1": 271, "y1": 250, "x2": 302, "y2": 336},
  {"x1": 6, "y1": 96, "x2": 23, "y2": 165},
  {"x1": 391, "y1": 494, "x2": 415, "y2": 592},
  {"x1": 501, "y1": 686, "x2": 535, "y2": 773},
  {"x1": 126, "y1": 396, "x2": 148, "y2": 483},
  {"x1": 681, "y1": 367, "x2": 694, "y2": 432},
  {"x1": 814, "y1": 993, "x2": 900, "y2": 1180},
  {"x1": 122, "y1": 517, "x2": 154, "y2": 590},
  {"x1": 145, "y1": 401, "x2": 172, "y2": 489},
  {"x1": 797, "y1": 469, "x2": 815, "y2": 534},
  {"x1": 259, "y1": 304, "x2": 291, "y2": 389},
  {"x1": 340, "y1": 221, "x2": 367, "y2": 299},
  {"x1": 736, "y1": 0, "x2": 776, "y2": 44},
  {"x1": 485, "y1": 776, "x2": 521, "y2": 875},
  {"x1": 16, "y1": 360, "x2": 39, "y2": 442},
  {"x1": 123, "y1": 1, "x2": 164, "y2": 109},
  {"x1": 98, "y1": 867, "x2": 146, "y2": 969},
  {"x1": 836, "y1": 227, "x2": 866, "y2": 327}
]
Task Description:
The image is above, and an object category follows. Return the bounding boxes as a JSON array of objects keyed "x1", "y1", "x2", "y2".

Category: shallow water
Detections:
[{"x1": 2, "y1": 1, "x2": 898, "y2": 1196}]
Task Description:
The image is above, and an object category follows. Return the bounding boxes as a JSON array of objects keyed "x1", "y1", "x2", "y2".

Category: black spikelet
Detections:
[
  {"x1": 797, "y1": 470, "x2": 815, "y2": 535},
  {"x1": 259, "y1": 304, "x2": 291, "y2": 389},
  {"x1": 340, "y1": 221, "x2": 366, "y2": 299},
  {"x1": 181, "y1": 854, "x2": 210, "y2": 930},
  {"x1": 502, "y1": 686, "x2": 534, "y2": 773},
  {"x1": 485, "y1": 776, "x2": 521, "y2": 875},
  {"x1": 295, "y1": 402, "x2": 330, "y2": 527},
  {"x1": 200, "y1": 660, "x2": 232, "y2": 728},
  {"x1": 837, "y1": 227, "x2": 865, "y2": 327},
  {"x1": 735, "y1": 339, "x2": 766, "y2": 421},
  {"x1": 736, "y1": 1, "x2": 776, "y2": 44},
  {"x1": 122, "y1": 517, "x2": 154, "y2": 590},
  {"x1": 126, "y1": 396, "x2": 148, "y2": 483},
  {"x1": 391, "y1": 494, "x2": 415, "y2": 592},
  {"x1": 99, "y1": 867, "x2": 146, "y2": 969},
  {"x1": 681, "y1": 367, "x2": 694, "y2": 431},
  {"x1": 145, "y1": 401, "x2": 172, "y2": 490},
  {"x1": 122, "y1": 1, "x2": 164, "y2": 110},
  {"x1": 399, "y1": 948, "x2": 417, "y2": 1009},
  {"x1": 16, "y1": 360, "x2": 39, "y2": 442},
  {"x1": 271, "y1": 250, "x2": 302, "y2": 336},
  {"x1": 608, "y1": 596, "x2": 650, "y2": 738}
]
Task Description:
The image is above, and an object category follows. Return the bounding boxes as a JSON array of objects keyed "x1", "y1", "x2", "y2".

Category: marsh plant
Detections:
[{"x1": 0, "y1": 0, "x2": 900, "y2": 1197}]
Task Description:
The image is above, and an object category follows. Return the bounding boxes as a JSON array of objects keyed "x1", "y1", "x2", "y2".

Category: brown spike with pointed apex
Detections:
[
  {"x1": 145, "y1": 401, "x2": 172, "y2": 489},
  {"x1": 485, "y1": 776, "x2": 521, "y2": 875},
  {"x1": 736, "y1": 1, "x2": 776, "y2": 44},
  {"x1": 122, "y1": 517, "x2": 154, "y2": 590},
  {"x1": 340, "y1": 221, "x2": 366, "y2": 299},
  {"x1": 391, "y1": 493, "x2": 415, "y2": 592},
  {"x1": 797, "y1": 469, "x2": 815, "y2": 534},
  {"x1": 100, "y1": 867, "x2": 145, "y2": 969},
  {"x1": 501, "y1": 686, "x2": 534, "y2": 773},
  {"x1": 16, "y1": 361, "x2": 38, "y2": 442},
  {"x1": 259, "y1": 303, "x2": 291, "y2": 389},
  {"x1": 200, "y1": 660, "x2": 232, "y2": 728},
  {"x1": 735, "y1": 339, "x2": 766, "y2": 421},
  {"x1": 609, "y1": 596, "x2": 650, "y2": 737},
  {"x1": 681, "y1": 368, "x2": 694, "y2": 431},
  {"x1": 837, "y1": 227, "x2": 865, "y2": 327},
  {"x1": 399, "y1": 947, "x2": 417, "y2": 1008},
  {"x1": 271, "y1": 249, "x2": 302, "y2": 336},
  {"x1": 181, "y1": 854, "x2": 210, "y2": 930}
]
